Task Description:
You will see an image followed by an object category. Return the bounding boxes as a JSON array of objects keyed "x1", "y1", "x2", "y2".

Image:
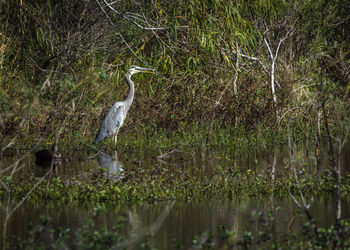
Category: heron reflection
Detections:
[{"x1": 98, "y1": 151, "x2": 123, "y2": 181}]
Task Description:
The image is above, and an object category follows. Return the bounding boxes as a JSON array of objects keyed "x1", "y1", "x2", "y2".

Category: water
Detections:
[
  {"x1": 2, "y1": 196, "x2": 349, "y2": 249},
  {"x1": 1, "y1": 145, "x2": 349, "y2": 248}
]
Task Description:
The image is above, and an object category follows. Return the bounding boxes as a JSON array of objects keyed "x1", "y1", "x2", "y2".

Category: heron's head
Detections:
[{"x1": 127, "y1": 65, "x2": 154, "y2": 75}]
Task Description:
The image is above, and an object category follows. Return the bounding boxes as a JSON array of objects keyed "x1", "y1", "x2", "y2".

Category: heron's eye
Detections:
[{"x1": 107, "y1": 130, "x2": 110, "y2": 134}]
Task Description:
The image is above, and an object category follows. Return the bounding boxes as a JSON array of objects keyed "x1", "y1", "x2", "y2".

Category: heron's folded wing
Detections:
[{"x1": 94, "y1": 104, "x2": 125, "y2": 143}]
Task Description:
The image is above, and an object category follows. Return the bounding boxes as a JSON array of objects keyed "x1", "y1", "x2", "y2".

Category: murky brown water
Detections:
[
  {"x1": 1, "y1": 145, "x2": 350, "y2": 248},
  {"x1": 3, "y1": 196, "x2": 349, "y2": 249},
  {"x1": 4, "y1": 143, "x2": 349, "y2": 179}
]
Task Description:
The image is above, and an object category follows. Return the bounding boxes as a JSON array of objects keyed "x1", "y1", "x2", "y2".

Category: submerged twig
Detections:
[{"x1": 157, "y1": 148, "x2": 192, "y2": 159}]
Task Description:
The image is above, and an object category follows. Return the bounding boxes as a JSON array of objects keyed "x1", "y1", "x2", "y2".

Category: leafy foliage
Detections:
[{"x1": 0, "y1": 0, "x2": 349, "y2": 154}]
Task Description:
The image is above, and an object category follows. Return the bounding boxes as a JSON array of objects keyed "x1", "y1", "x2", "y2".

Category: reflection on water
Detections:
[
  {"x1": 123, "y1": 200, "x2": 175, "y2": 248},
  {"x1": 34, "y1": 143, "x2": 63, "y2": 168},
  {"x1": 2, "y1": 144, "x2": 349, "y2": 180},
  {"x1": 2, "y1": 197, "x2": 350, "y2": 249},
  {"x1": 98, "y1": 151, "x2": 124, "y2": 181},
  {"x1": 0, "y1": 145, "x2": 350, "y2": 248}
]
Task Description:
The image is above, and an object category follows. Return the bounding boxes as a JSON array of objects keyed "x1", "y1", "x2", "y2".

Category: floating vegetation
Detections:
[{"x1": 2, "y1": 165, "x2": 348, "y2": 203}]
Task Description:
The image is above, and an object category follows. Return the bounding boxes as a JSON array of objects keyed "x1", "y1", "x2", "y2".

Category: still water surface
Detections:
[
  {"x1": 1, "y1": 145, "x2": 349, "y2": 248},
  {"x1": 5, "y1": 196, "x2": 349, "y2": 249}
]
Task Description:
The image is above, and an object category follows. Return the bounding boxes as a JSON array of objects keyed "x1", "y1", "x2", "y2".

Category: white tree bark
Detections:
[{"x1": 264, "y1": 37, "x2": 286, "y2": 103}]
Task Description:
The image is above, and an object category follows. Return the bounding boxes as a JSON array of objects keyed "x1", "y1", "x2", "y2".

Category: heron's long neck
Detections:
[{"x1": 125, "y1": 73, "x2": 134, "y2": 111}]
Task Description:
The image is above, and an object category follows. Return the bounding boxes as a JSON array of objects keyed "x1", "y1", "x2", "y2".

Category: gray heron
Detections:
[{"x1": 94, "y1": 65, "x2": 154, "y2": 145}]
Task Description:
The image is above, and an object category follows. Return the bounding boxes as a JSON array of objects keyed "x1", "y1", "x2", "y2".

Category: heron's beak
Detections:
[
  {"x1": 143, "y1": 68, "x2": 155, "y2": 74},
  {"x1": 136, "y1": 66, "x2": 155, "y2": 73}
]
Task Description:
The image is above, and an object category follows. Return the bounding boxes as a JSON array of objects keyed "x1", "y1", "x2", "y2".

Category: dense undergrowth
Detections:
[{"x1": 0, "y1": 0, "x2": 349, "y2": 151}]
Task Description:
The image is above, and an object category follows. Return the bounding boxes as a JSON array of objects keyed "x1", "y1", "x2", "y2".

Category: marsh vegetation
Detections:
[{"x1": 1, "y1": 0, "x2": 349, "y2": 248}]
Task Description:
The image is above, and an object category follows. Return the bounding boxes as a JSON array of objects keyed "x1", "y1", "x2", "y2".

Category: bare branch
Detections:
[
  {"x1": 101, "y1": 0, "x2": 165, "y2": 30},
  {"x1": 264, "y1": 38, "x2": 274, "y2": 60},
  {"x1": 95, "y1": 0, "x2": 152, "y2": 68}
]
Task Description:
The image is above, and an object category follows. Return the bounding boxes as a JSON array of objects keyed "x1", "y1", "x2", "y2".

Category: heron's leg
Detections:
[
  {"x1": 113, "y1": 151, "x2": 118, "y2": 161},
  {"x1": 114, "y1": 129, "x2": 119, "y2": 146}
]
